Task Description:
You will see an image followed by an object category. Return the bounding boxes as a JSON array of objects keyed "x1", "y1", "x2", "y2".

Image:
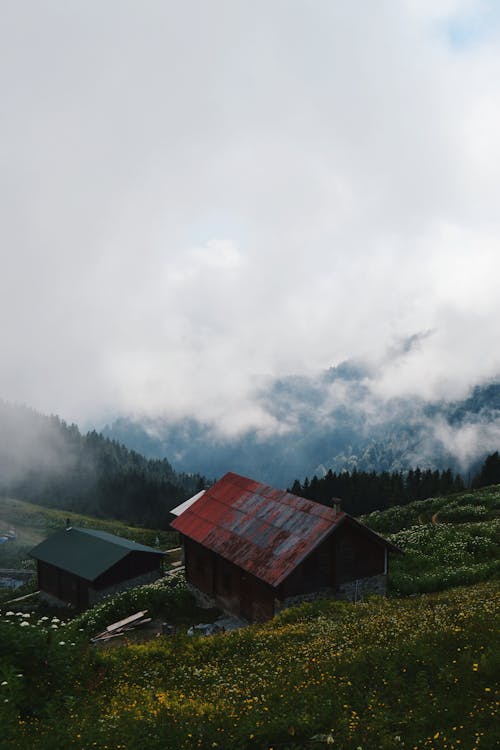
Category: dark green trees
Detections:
[
  {"x1": 290, "y1": 466, "x2": 465, "y2": 515},
  {"x1": 473, "y1": 451, "x2": 500, "y2": 488}
]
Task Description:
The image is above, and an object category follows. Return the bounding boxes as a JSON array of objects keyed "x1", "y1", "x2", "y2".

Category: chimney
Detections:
[{"x1": 331, "y1": 498, "x2": 342, "y2": 515}]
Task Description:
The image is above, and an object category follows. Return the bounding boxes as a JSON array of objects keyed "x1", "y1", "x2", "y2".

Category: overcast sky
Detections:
[{"x1": 1, "y1": 0, "x2": 500, "y2": 431}]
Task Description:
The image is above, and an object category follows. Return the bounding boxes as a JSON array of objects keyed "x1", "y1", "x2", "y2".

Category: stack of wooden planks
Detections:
[{"x1": 90, "y1": 610, "x2": 152, "y2": 643}]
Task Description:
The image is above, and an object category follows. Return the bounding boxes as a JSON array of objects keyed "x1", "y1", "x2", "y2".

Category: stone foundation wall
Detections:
[
  {"x1": 188, "y1": 574, "x2": 388, "y2": 620},
  {"x1": 335, "y1": 573, "x2": 387, "y2": 602},
  {"x1": 279, "y1": 575, "x2": 387, "y2": 612},
  {"x1": 89, "y1": 570, "x2": 161, "y2": 606},
  {"x1": 39, "y1": 590, "x2": 70, "y2": 608},
  {"x1": 187, "y1": 584, "x2": 219, "y2": 610}
]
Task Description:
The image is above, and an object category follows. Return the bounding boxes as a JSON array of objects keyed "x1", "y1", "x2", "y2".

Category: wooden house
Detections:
[
  {"x1": 171, "y1": 471, "x2": 400, "y2": 622},
  {"x1": 31, "y1": 527, "x2": 165, "y2": 610}
]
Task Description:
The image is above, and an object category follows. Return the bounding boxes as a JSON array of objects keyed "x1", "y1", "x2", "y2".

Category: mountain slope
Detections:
[
  {"x1": 0, "y1": 401, "x2": 204, "y2": 527},
  {"x1": 102, "y1": 375, "x2": 500, "y2": 486}
]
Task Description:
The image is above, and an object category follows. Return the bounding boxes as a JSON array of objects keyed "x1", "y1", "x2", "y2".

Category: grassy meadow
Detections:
[
  {"x1": 0, "y1": 486, "x2": 498, "y2": 749},
  {"x1": 364, "y1": 485, "x2": 500, "y2": 596},
  {"x1": 0, "y1": 495, "x2": 177, "y2": 568}
]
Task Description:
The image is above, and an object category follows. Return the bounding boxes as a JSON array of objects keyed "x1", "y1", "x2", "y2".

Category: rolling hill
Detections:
[{"x1": 1, "y1": 485, "x2": 499, "y2": 749}]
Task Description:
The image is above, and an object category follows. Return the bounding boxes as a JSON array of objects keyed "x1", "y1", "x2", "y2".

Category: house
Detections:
[
  {"x1": 171, "y1": 471, "x2": 400, "y2": 622},
  {"x1": 30, "y1": 527, "x2": 165, "y2": 609}
]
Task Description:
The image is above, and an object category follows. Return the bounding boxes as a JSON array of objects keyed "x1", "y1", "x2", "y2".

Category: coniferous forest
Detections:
[
  {"x1": 290, "y1": 452, "x2": 500, "y2": 516},
  {"x1": 1, "y1": 400, "x2": 499, "y2": 528},
  {"x1": 0, "y1": 401, "x2": 204, "y2": 528}
]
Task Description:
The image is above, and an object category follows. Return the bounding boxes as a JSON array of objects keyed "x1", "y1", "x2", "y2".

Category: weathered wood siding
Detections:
[
  {"x1": 280, "y1": 535, "x2": 333, "y2": 599},
  {"x1": 94, "y1": 552, "x2": 162, "y2": 589},
  {"x1": 332, "y1": 522, "x2": 385, "y2": 584},
  {"x1": 183, "y1": 521, "x2": 390, "y2": 622},
  {"x1": 184, "y1": 537, "x2": 216, "y2": 595},
  {"x1": 37, "y1": 560, "x2": 89, "y2": 609},
  {"x1": 184, "y1": 537, "x2": 275, "y2": 621},
  {"x1": 38, "y1": 552, "x2": 163, "y2": 610}
]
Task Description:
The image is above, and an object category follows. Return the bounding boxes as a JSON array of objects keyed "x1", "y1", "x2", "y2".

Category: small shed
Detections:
[
  {"x1": 171, "y1": 471, "x2": 400, "y2": 622},
  {"x1": 31, "y1": 527, "x2": 165, "y2": 609}
]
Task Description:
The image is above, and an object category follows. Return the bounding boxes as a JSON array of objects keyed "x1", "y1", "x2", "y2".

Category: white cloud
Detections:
[{"x1": 0, "y1": 1, "x2": 499, "y2": 428}]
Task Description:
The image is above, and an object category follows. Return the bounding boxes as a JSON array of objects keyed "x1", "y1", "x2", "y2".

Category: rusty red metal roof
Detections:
[{"x1": 171, "y1": 471, "x2": 346, "y2": 587}]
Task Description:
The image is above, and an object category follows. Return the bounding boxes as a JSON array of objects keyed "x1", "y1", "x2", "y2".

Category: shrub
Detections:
[{"x1": 72, "y1": 572, "x2": 199, "y2": 636}]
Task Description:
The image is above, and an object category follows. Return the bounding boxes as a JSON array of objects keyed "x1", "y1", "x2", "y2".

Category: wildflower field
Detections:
[
  {"x1": 364, "y1": 485, "x2": 500, "y2": 596},
  {"x1": 1, "y1": 486, "x2": 498, "y2": 749},
  {"x1": 1, "y1": 580, "x2": 498, "y2": 750}
]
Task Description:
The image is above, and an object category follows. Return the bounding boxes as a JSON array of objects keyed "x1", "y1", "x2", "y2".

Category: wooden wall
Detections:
[
  {"x1": 94, "y1": 552, "x2": 163, "y2": 589},
  {"x1": 38, "y1": 560, "x2": 89, "y2": 609},
  {"x1": 183, "y1": 520, "x2": 389, "y2": 622},
  {"x1": 280, "y1": 536, "x2": 333, "y2": 599},
  {"x1": 333, "y1": 522, "x2": 386, "y2": 584},
  {"x1": 38, "y1": 552, "x2": 163, "y2": 610},
  {"x1": 184, "y1": 538, "x2": 274, "y2": 621}
]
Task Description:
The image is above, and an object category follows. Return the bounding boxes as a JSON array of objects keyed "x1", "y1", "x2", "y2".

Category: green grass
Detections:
[
  {"x1": 360, "y1": 485, "x2": 500, "y2": 596},
  {"x1": 72, "y1": 572, "x2": 220, "y2": 637},
  {"x1": 361, "y1": 485, "x2": 500, "y2": 533},
  {"x1": 1, "y1": 580, "x2": 498, "y2": 749},
  {"x1": 0, "y1": 495, "x2": 178, "y2": 568},
  {"x1": 1, "y1": 485, "x2": 499, "y2": 749}
]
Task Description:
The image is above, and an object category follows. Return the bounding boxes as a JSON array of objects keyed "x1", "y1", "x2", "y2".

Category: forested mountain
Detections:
[
  {"x1": 2, "y1": 374, "x2": 499, "y2": 529},
  {"x1": 102, "y1": 373, "x2": 500, "y2": 487},
  {"x1": 0, "y1": 401, "x2": 204, "y2": 528}
]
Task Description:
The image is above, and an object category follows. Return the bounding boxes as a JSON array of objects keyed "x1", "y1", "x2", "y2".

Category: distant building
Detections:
[
  {"x1": 31, "y1": 527, "x2": 165, "y2": 609},
  {"x1": 171, "y1": 471, "x2": 401, "y2": 622}
]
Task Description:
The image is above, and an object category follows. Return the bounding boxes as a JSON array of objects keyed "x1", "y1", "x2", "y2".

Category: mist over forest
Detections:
[
  {"x1": 102, "y1": 367, "x2": 500, "y2": 488},
  {"x1": 0, "y1": 400, "x2": 203, "y2": 529},
  {"x1": 1, "y1": 360, "x2": 499, "y2": 531}
]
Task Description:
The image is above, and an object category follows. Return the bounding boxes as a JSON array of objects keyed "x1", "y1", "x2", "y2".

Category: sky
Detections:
[{"x1": 1, "y1": 0, "x2": 500, "y2": 432}]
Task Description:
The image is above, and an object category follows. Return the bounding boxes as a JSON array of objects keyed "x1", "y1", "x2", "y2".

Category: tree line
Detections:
[
  {"x1": 0, "y1": 401, "x2": 205, "y2": 529},
  {"x1": 290, "y1": 451, "x2": 500, "y2": 516}
]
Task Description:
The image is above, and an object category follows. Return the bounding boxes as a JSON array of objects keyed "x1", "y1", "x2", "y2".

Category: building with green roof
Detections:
[{"x1": 31, "y1": 526, "x2": 165, "y2": 609}]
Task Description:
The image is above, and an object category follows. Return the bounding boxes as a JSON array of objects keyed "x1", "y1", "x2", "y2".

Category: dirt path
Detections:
[{"x1": 418, "y1": 512, "x2": 440, "y2": 524}]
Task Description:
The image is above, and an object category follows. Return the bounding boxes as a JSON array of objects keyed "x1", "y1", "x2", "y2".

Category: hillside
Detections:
[
  {"x1": 1, "y1": 486, "x2": 498, "y2": 749},
  {"x1": 364, "y1": 485, "x2": 500, "y2": 596},
  {"x1": 1, "y1": 580, "x2": 498, "y2": 749},
  {"x1": 0, "y1": 401, "x2": 205, "y2": 528},
  {"x1": 0, "y1": 496, "x2": 178, "y2": 569},
  {"x1": 101, "y1": 377, "x2": 500, "y2": 486}
]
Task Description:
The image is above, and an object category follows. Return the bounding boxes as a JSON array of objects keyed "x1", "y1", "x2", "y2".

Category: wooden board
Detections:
[{"x1": 105, "y1": 610, "x2": 148, "y2": 632}]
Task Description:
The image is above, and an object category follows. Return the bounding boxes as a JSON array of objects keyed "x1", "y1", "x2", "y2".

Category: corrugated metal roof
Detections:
[
  {"x1": 171, "y1": 472, "x2": 346, "y2": 588},
  {"x1": 170, "y1": 490, "x2": 206, "y2": 517},
  {"x1": 30, "y1": 527, "x2": 164, "y2": 582}
]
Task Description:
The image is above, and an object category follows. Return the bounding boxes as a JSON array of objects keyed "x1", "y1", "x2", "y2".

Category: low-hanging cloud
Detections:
[{"x1": 0, "y1": 1, "x2": 499, "y2": 431}]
